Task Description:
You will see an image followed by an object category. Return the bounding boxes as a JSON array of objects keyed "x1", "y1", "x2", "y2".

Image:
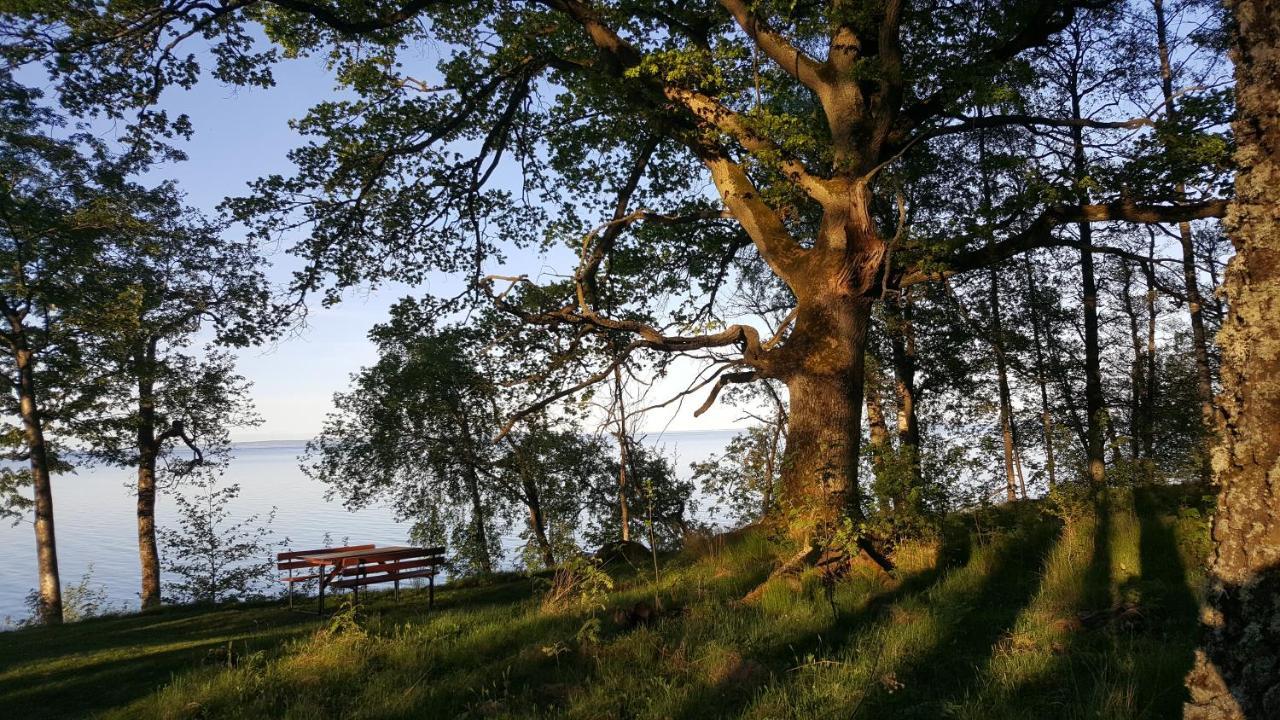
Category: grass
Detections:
[{"x1": 0, "y1": 485, "x2": 1211, "y2": 719}]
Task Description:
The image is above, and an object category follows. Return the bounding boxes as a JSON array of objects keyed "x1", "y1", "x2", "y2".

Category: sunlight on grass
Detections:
[{"x1": 0, "y1": 489, "x2": 1210, "y2": 720}]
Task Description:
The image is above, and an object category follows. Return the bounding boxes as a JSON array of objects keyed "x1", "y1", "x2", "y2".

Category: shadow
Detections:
[
  {"x1": 1186, "y1": 560, "x2": 1280, "y2": 719},
  {"x1": 846, "y1": 516, "x2": 1060, "y2": 718},
  {"x1": 0, "y1": 616, "x2": 315, "y2": 719},
  {"x1": 667, "y1": 507, "x2": 1056, "y2": 720},
  {"x1": 1131, "y1": 487, "x2": 1201, "y2": 716}
]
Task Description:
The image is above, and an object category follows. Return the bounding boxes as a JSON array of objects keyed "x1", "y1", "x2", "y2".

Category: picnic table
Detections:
[{"x1": 277, "y1": 544, "x2": 445, "y2": 613}]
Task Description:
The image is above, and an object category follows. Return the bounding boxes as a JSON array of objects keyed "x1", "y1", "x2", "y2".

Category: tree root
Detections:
[{"x1": 741, "y1": 537, "x2": 895, "y2": 605}]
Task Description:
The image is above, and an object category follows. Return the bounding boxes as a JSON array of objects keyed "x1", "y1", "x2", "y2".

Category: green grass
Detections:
[{"x1": 0, "y1": 486, "x2": 1211, "y2": 719}]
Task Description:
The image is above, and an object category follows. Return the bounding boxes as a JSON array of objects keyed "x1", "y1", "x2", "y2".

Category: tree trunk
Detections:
[
  {"x1": 990, "y1": 266, "x2": 1021, "y2": 501},
  {"x1": 778, "y1": 296, "x2": 872, "y2": 538},
  {"x1": 1069, "y1": 82, "x2": 1108, "y2": 487},
  {"x1": 612, "y1": 365, "x2": 631, "y2": 543},
  {"x1": 523, "y1": 479, "x2": 555, "y2": 569},
  {"x1": 455, "y1": 412, "x2": 494, "y2": 574},
  {"x1": 1154, "y1": 0, "x2": 1215, "y2": 485},
  {"x1": 864, "y1": 354, "x2": 892, "y2": 509},
  {"x1": 13, "y1": 342, "x2": 62, "y2": 624},
  {"x1": 1120, "y1": 259, "x2": 1147, "y2": 461},
  {"x1": 887, "y1": 299, "x2": 922, "y2": 496},
  {"x1": 1184, "y1": 1, "x2": 1280, "y2": 715},
  {"x1": 135, "y1": 345, "x2": 162, "y2": 610},
  {"x1": 1025, "y1": 255, "x2": 1058, "y2": 489},
  {"x1": 1142, "y1": 241, "x2": 1159, "y2": 466}
]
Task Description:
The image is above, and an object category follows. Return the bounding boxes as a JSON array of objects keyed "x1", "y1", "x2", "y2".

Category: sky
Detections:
[{"x1": 62, "y1": 48, "x2": 759, "y2": 442}]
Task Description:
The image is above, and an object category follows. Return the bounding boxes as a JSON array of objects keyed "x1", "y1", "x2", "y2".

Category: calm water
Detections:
[{"x1": 0, "y1": 430, "x2": 737, "y2": 624}]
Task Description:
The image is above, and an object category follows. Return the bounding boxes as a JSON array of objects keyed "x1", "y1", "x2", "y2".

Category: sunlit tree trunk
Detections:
[
  {"x1": 1023, "y1": 254, "x2": 1058, "y2": 489},
  {"x1": 1184, "y1": 1, "x2": 1280, "y2": 714},
  {"x1": 135, "y1": 347, "x2": 163, "y2": 610},
  {"x1": 4, "y1": 317, "x2": 62, "y2": 624}
]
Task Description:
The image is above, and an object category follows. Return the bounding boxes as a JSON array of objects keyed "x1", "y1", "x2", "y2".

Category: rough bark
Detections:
[
  {"x1": 1184, "y1": 1, "x2": 1280, "y2": 715},
  {"x1": 778, "y1": 296, "x2": 873, "y2": 536}
]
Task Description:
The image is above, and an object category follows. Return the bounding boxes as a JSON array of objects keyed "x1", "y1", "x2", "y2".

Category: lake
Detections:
[{"x1": 0, "y1": 430, "x2": 739, "y2": 625}]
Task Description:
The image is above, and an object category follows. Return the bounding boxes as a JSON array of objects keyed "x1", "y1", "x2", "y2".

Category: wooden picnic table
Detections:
[{"x1": 296, "y1": 545, "x2": 443, "y2": 613}]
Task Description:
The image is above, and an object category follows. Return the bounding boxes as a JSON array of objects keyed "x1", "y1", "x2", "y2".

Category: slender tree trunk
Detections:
[
  {"x1": 887, "y1": 300, "x2": 922, "y2": 498},
  {"x1": 1154, "y1": 0, "x2": 1215, "y2": 485},
  {"x1": 523, "y1": 477, "x2": 555, "y2": 568},
  {"x1": 990, "y1": 266, "x2": 1021, "y2": 501},
  {"x1": 1069, "y1": 82, "x2": 1108, "y2": 487},
  {"x1": 1025, "y1": 255, "x2": 1058, "y2": 489},
  {"x1": 12, "y1": 341, "x2": 62, "y2": 624},
  {"x1": 762, "y1": 412, "x2": 781, "y2": 518},
  {"x1": 1120, "y1": 260, "x2": 1147, "y2": 461},
  {"x1": 612, "y1": 365, "x2": 631, "y2": 543},
  {"x1": 135, "y1": 344, "x2": 162, "y2": 609},
  {"x1": 1142, "y1": 240, "x2": 1159, "y2": 466},
  {"x1": 1184, "y1": 2, "x2": 1280, "y2": 714},
  {"x1": 455, "y1": 412, "x2": 493, "y2": 574},
  {"x1": 864, "y1": 354, "x2": 892, "y2": 508}
]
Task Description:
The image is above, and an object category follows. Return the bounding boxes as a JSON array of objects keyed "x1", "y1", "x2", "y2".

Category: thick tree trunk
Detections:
[
  {"x1": 1154, "y1": 0, "x2": 1216, "y2": 485},
  {"x1": 13, "y1": 343, "x2": 62, "y2": 624},
  {"x1": 778, "y1": 296, "x2": 872, "y2": 538},
  {"x1": 1184, "y1": 1, "x2": 1280, "y2": 715},
  {"x1": 135, "y1": 350, "x2": 162, "y2": 610}
]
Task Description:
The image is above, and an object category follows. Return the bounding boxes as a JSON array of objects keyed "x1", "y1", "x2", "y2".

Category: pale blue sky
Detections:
[{"x1": 79, "y1": 51, "x2": 756, "y2": 442}]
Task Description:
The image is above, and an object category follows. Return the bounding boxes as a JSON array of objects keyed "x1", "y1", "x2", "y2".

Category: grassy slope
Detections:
[{"x1": 0, "y1": 486, "x2": 1211, "y2": 720}]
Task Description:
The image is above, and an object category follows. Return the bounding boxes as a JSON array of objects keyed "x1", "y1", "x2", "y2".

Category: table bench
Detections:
[
  {"x1": 283, "y1": 545, "x2": 446, "y2": 613},
  {"x1": 277, "y1": 544, "x2": 375, "y2": 610}
]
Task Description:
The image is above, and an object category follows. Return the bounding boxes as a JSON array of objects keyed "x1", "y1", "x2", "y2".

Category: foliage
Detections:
[
  {"x1": 15, "y1": 564, "x2": 122, "y2": 627},
  {"x1": 158, "y1": 480, "x2": 279, "y2": 604},
  {"x1": 538, "y1": 553, "x2": 615, "y2": 614},
  {"x1": 692, "y1": 421, "x2": 785, "y2": 526}
]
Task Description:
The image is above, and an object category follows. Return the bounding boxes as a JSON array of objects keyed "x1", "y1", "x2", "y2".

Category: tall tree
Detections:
[
  {"x1": 1183, "y1": 0, "x2": 1280, "y2": 715},
  {"x1": 0, "y1": 74, "x2": 142, "y2": 623},
  {"x1": 79, "y1": 192, "x2": 268, "y2": 610}
]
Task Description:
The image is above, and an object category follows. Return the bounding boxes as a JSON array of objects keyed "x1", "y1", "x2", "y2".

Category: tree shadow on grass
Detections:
[
  {"x1": 0, "y1": 619, "x2": 313, "y2": 719},
  {"x1": 849, "y1": 520, "x2": 1060, "y2": 718},
  {"x1": 667, "y1": 512, "x2": 1056, "y2": 720},
  {"x1": 1128, "y1": 486, "x2": 1200, "y2": 716}
]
